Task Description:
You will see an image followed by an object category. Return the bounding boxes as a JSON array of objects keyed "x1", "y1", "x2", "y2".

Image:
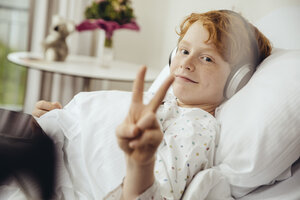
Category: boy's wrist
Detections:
[
  {"x1": 125, "y1": 154, "x2": 156, "y2": 168},
  {"x1": 122, "y1": 156, "x2": 156, "y2": 199}
]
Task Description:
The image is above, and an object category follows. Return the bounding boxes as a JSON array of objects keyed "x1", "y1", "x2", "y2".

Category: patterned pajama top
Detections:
[{"x1": 105, "y1": 93, "x2": 219, "y2": 199}]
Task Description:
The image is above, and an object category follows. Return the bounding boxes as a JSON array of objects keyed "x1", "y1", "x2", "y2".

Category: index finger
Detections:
[
  {"x1": 148, "y1": 75, "x2": 174, "y2": 112},
  {"x1": 131, "y1": 66, "x2": 147, "y2": 103},
  {"x1": 36, "y1": 100, "x2": 56, "y2": 111}
]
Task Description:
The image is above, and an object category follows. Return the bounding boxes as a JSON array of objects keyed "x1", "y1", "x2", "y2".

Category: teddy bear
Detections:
[{"x1": 43, "y1": 15, "x2": 75, "y2": 62}]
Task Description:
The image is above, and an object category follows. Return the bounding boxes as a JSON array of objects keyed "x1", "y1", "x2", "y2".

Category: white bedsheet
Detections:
[
  {"x1": 0, "y1": 90, "x2": 298, "y2": 199},
  {"x1": 38, "y1": 91, "x2": 132, "y2": 199}
]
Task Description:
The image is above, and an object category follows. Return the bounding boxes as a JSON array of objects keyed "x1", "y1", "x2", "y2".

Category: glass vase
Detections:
[{"x1": 102, "y1": 38, "x2": 114, "y2": 67}]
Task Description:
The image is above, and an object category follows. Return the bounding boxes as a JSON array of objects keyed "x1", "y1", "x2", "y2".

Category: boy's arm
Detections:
[
  {"x1": 122, "y1": 158, "x2": 155, "y2": 199},
  {"x1": 115, "y1": 66, "x2": 174, "y2": 199}
]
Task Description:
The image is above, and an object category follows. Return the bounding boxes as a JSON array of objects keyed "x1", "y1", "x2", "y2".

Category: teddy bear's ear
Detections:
[
  {"x1": 52, "y1": 15, "x2": 63, "y2": 26},
  {"x1": 66, "y1": 22, "x2": 75, "y2": 33}
]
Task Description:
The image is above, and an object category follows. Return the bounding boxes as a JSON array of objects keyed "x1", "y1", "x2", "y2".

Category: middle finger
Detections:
[{"x1": 148, "y1": 75, "x2": 174, "y2": 112}]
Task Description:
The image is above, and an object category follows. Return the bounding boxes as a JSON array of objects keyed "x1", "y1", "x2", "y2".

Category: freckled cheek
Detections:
[
  {"x1": 218, "y1": 72, "x2": 230, "y2": 87},
  {"x1": 199, "y1": 75, "x2": 222, "y2": 92},
  {"x1": 211, "y1": 75, "x2": 228, "y2": 96},
  {"x1": 170, "y1": 57, "x2": 181, "y2": 71},
  {"x1": 169, "y1": 63, "x2": 177, "y2": 75}
]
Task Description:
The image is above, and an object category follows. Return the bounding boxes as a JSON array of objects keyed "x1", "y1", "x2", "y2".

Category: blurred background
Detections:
[{"x1": 0, "y1": 0, "x2": 299, "y2": 113}]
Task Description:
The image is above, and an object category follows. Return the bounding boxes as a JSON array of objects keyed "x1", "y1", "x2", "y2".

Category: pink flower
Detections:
[{"x1": 76, "y1": 19, "x2": 140, "y2": 39}]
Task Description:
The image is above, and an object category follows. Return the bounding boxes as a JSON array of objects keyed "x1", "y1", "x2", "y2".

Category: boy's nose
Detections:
[
  {"x1": 181, "y1": 57, "x2": 195, "y2": 71},
  {"x1": 184, "y1": 65, "x2": 194, "y2": 71}
]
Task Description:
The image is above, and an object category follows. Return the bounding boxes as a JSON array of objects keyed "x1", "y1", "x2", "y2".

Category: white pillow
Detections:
[
  {"x1": 214, "y1": 49, "x2": 300, "y2": 198},
  {"x1": 147, "y1": 64, "x2": 171, "y2": 94}
]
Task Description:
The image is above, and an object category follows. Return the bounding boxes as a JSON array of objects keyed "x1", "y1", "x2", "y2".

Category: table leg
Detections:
[
  {"x1": 23, "y1": 69, "x2": 42, "y2": 114},
  {"x1": 83, "y1": 77, "x2": 91, "y2": 91},
  {"x1": 50, "y1": 73, "x2": 61, "y2": 102}
]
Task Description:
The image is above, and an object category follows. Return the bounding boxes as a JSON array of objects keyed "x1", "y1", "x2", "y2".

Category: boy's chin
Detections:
[{"x1": 175, "y1": 93, "x2": 224, "y2": 107}]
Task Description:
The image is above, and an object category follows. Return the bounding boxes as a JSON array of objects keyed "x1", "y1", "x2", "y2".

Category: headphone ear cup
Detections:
[
  {"x1": 224, "y1": 64, "x2": 255, "y2": 99},
  {"x1": 169, "y1": 47, "x2": 178, "y2": 66}
]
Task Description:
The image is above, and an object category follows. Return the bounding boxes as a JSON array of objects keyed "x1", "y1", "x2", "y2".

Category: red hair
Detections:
[{"x1": 177, "y1": 10, "x2": 272, "y2": 68}]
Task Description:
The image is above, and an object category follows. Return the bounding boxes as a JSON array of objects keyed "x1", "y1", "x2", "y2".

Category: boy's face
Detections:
[{"x1": 170, "y1": 21, "x2": 231, "y2": 108}]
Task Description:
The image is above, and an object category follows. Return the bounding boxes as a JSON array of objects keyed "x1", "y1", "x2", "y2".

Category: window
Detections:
[{"x1": 0, "y1": 0, "x2": 30, "y2": 110}]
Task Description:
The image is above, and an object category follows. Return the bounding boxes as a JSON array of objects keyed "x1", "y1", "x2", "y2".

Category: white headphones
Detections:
[{"x1": 168, "y1": 47, "x2": 255, "y2": 99}]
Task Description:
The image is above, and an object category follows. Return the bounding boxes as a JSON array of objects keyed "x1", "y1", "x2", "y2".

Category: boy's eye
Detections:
[
  {"x1": 202, "y1": 56, "x2": 213, "y2": 63},
  {"x1": 180, "y1": 49, "x2": 189, "y2": 55}
]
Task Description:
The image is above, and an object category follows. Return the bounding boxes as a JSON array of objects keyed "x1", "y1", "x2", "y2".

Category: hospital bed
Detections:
[
  {"x1": 141, "y1": 5, "x2": 300, "y2": 199},
  {"x1": 0, "y1": 5, "x2": 300, "y2": 200}
]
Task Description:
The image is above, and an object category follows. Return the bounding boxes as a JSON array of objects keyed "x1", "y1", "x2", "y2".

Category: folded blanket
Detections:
[{"x1": 37, "y1": 90, "x2": 134, "y2": 199}]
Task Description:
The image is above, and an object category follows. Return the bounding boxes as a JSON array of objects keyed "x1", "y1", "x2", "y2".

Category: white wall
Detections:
[
  {"x1": 111, "y1": 0, "x2": 300, "y2": 72},
  {"x1": 234, "y1": 0, "x2": 300, "y2": 23},
  {"x1": 113, "y1": 0, "x2": 170, "y2": 70}
]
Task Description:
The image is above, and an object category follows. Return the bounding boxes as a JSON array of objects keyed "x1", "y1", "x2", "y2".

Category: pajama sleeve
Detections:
[
  {"x1": 104, "y1": 181, "x2": 162, "y2": 200},
  {"x1": 104, "y1": 170, "x2": 233, "y2": 200}
]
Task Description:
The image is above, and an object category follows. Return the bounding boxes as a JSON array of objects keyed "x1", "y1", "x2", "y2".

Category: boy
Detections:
[{"x1": 34, "y1": 10, "x2": 271, "y2": 199}]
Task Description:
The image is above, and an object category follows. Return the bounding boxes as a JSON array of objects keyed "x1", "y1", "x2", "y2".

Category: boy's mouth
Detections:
[{"x1": 175, "y1": 75, "x2": 198, "y2": 84}]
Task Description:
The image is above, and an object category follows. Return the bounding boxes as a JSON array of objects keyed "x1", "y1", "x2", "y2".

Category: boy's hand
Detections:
[
  {"x1": 116, "y1": 66, "x2": 174, "y2": 166},
  {"x1": 32, "y1": 100, "x2": 62, "y2": 118}
]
